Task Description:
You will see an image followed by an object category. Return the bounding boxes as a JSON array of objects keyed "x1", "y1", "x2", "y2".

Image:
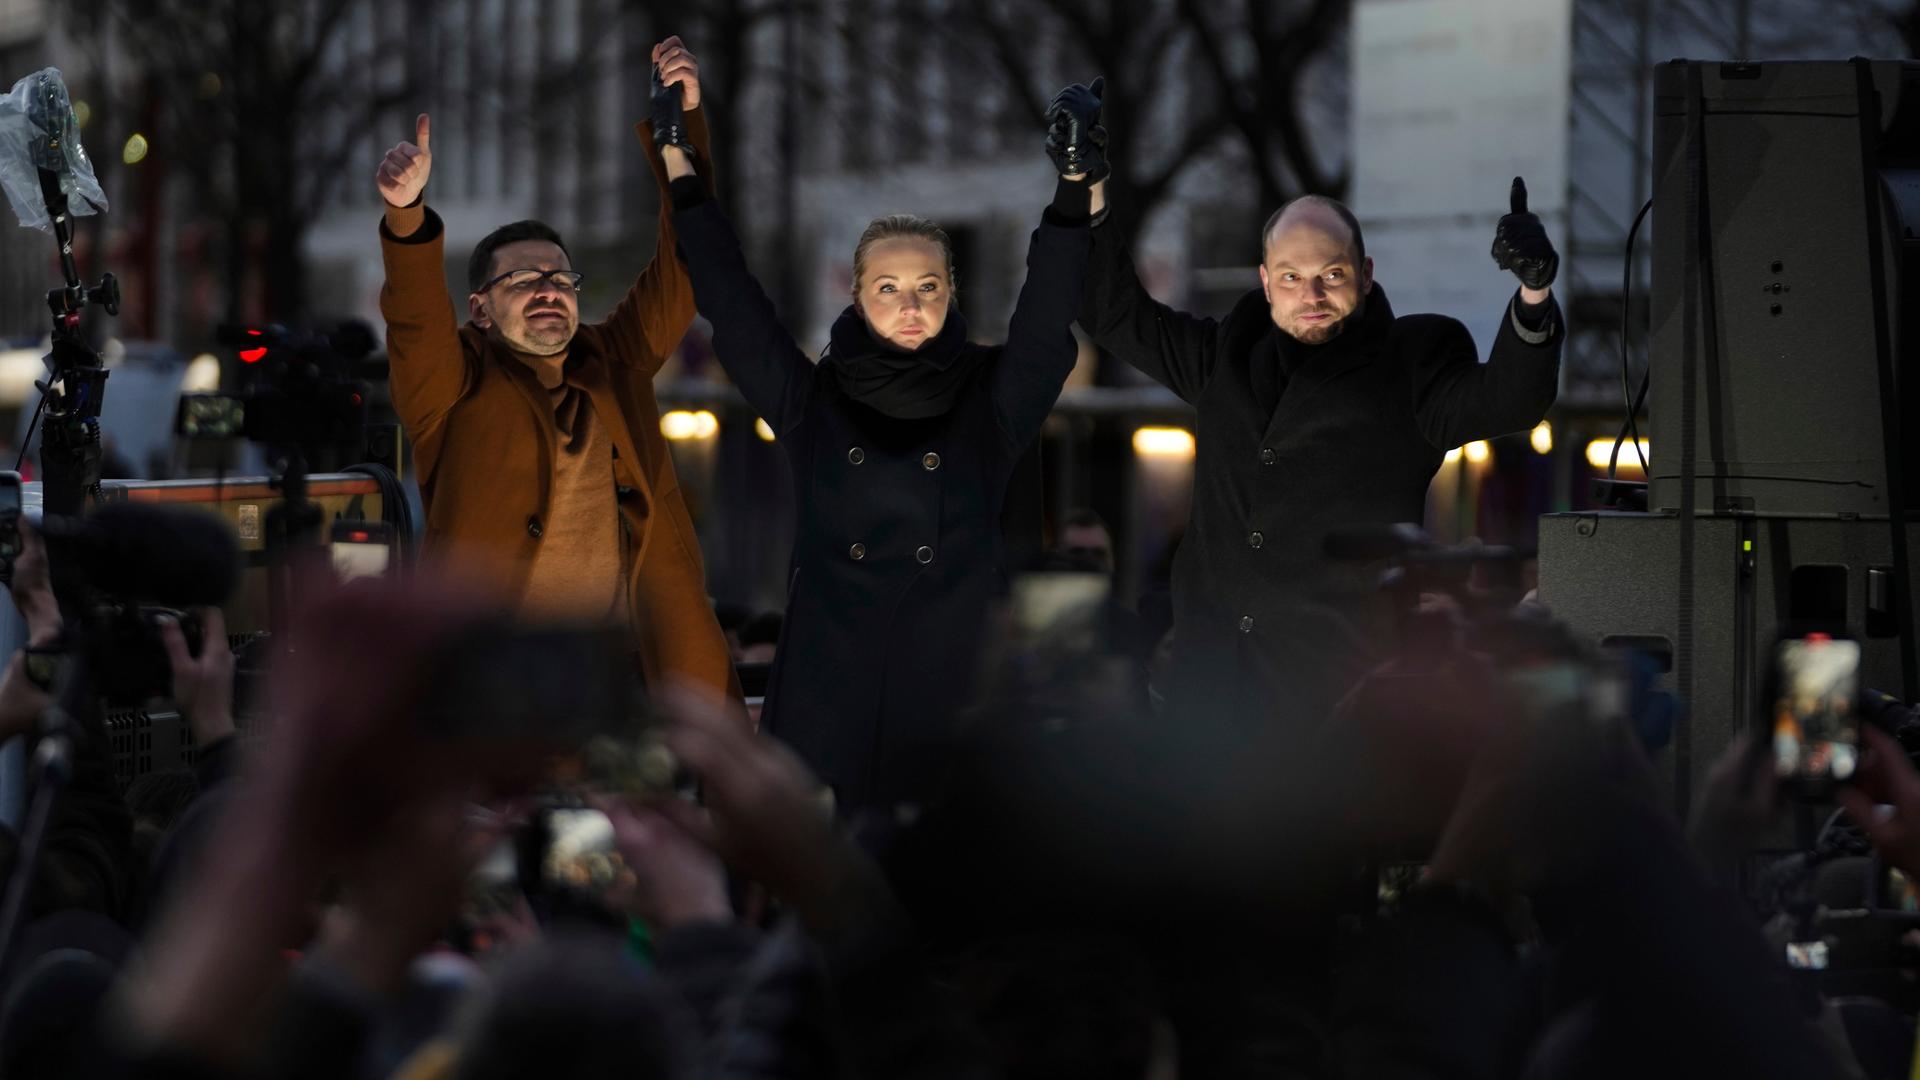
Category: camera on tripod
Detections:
[
  {"x1": 174, "y1": 321, "x2": 377, "y2": 455},
  {"x1": 33, "y1": 503, "x2": 237, "y2": 707}
]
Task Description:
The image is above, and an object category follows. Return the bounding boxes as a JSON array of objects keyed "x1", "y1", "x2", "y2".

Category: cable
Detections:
[
  {"x1": 13, "y1": 396, "x2": 44, "y2": 474},
  {"x1": 1608, "y1": 197, "x2": 1655, "y2": 481},
  {"x1": 13, "y1": 390, "x2": 47, "y2": 475}
]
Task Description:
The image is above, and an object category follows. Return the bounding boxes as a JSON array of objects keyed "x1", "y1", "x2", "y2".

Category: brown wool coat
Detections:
[{"x1": 378, "y1": 109, "x2": 738, "y2": 703}]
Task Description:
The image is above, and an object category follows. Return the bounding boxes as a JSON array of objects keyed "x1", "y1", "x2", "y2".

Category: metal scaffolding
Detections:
[
  {"x1": 1561, "y1": 0, "x2": 1752, "y2": 407},
  {"x1": 1560, "y1": 0, "x2": 1908, "y2": 407}
]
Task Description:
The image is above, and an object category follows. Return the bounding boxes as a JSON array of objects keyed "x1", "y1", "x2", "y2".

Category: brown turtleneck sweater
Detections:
[{"x1": 515, "y1": 349, "x2": 626, "y2": 622}]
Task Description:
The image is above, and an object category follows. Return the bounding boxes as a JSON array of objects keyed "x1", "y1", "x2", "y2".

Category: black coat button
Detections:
[
  {"x1": 848, "y1": 446, "x2": 865, "y2": 465},
  {"x1": 849, "y1": 543, "x2": 867, "y2": 560},
  {"x1": 922, "y1": 452, "x2": 941, "y2": 470},
  {"x1": 1249, "y1": 531, "x2": 1264, "y2": 549},
  {"x1": 527, "y1": 515, "x2": 544, "y2": 539},
  {"x1": 1260, "y1": 448, "x2": 1275, "y2": 465},
  {"x1": 915, "y1": 546, "x2": 934, "y2": 564},
  {"x1": 1239, "y1": 615, "x2": 1255, "y2": 633}
]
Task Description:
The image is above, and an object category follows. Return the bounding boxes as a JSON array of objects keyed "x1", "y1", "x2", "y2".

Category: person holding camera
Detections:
[
  {"x1": 1077, "y1": 108, "x2": 1564, "y2": 726},
  {"x1": 373, "y1": 36, "x2": 738, "y2": 708},
  {"x1": 658, "y1": 77, "x2": 1099, "y2": 811}
]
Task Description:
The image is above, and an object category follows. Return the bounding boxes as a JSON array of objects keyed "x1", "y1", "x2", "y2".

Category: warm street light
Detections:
[
  {"x1": 1586, "y1": 437, "x2": 1649, "y2": 470},
  {"x1": 1132, "y1": 426, "x2": 1195, "y2": 461},
  {"x1": 661, "y1": 409, "x2": 718, "y2": 441}
]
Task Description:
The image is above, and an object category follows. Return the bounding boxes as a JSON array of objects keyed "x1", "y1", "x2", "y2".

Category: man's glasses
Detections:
[{"x1": 476, "y1": 267, "x2": 586, "y2": 295}]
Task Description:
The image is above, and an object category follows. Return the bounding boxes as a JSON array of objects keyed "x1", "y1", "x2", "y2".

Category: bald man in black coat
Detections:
[{"x1": 1082, "y1": 175, "x2": 1563, "y2": 729}]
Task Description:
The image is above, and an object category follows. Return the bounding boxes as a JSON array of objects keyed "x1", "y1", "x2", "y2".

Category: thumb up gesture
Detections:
[
  {"x1": 376, "y1": 113, "x2": 433, "y2": 208},
  {"x1": 1490, "y1": 176, "x2": 1557, "y2": 294}
]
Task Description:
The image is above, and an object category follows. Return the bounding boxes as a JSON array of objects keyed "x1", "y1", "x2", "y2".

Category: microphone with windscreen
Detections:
[
  {"x1": 0, "y1": 67, "x2": 107, "y2": 233},
  {"x1": 23, "y1": 70, "x2": 68, "y2": 177},
  {"x1": 36, "y1": 503, "x2": 241, "y2": 609}
]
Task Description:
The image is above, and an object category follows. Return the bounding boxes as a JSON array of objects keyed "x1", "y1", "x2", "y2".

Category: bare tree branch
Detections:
[{"x1": 1132, "y1": 110, "x2": 1231, "y2": 214}]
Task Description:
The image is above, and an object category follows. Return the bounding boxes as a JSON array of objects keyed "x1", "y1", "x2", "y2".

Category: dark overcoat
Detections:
[
  {"x1": 674, "y1": 198, "x2": 1089, "y2": 809},
  {"x1": 1080, "y1": 217, "x2": 1563, "y2": 725}
]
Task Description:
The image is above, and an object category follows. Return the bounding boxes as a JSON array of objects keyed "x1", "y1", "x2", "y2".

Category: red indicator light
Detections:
[
  {"x1": 245, "y1": 328, "x2": 262, "y2": 336},
  {"x1": 347, "y1": 530, "x2": 370, "y2": 542},
  {"x1": 239, "y1": 347, "x2": 267, "y2": 363}
]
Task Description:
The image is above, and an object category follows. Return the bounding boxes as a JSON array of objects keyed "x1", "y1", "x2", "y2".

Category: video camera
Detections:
[
  {"x1": 33, "y1": 502, "x2": 238, "y2": 707},
  {"x1": 175, "y1": 321, "x2": 378, "y2": 455}
]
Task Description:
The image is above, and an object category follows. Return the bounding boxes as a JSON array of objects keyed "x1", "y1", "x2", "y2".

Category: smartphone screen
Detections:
[
  {"x1": 1010, "y1": 572, "x2": 1112, "y2": 653},
  {"x1": 1771, "y1": 635, "x2": 1862, "y2": 786},
  {"x1": 539, "y1": 807, "x2": 631, "y2": 893}
]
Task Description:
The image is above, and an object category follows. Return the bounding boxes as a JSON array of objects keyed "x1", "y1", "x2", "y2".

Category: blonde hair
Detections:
[{"x1": 850, "y1": 214, "x2": 958, "y2": 298}]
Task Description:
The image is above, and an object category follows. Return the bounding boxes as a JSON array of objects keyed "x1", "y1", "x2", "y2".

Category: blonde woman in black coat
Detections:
[{"x1": 659, "y1": 77, "x2": 1105, "y2": 811}]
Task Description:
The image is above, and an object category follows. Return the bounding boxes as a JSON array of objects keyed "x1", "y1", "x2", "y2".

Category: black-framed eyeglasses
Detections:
[{"x1": 475, "y1": 267, "x2": 586, "y2": 295}]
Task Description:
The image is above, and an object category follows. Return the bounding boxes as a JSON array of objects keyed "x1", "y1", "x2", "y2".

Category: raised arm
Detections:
[
  {"x1": 1417, "y1": 177, "x2": 1564, "y2": 449},
  {"x1": 660, "y1": 109, "x2": 815, "y2": 436},
  {"x1": 599, "y1": 36, "x2": 718, "y2": 372},
  {"x1": 993, "y1": 200, "x2": 1092, "y2": 447},
  {"x1": 376, "y1": 112, "x2": 474, "y2": 486},
  {"x1": 989, "y1": 79, "x2": 1104, "y2": 447},
  {"x1": 1413, "y1": 298, "x2": 1562, "y2": 452},
  {"x1": 1078, "y1": 184, "x2": 1223, "y2": 404},
  {"x1": 667, "y1": 200, "x2": 815, "y2": 437}
]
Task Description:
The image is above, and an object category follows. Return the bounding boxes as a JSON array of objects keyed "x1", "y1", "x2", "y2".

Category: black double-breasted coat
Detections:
[
  {"x1": 1080, "y1": 216, "x2": 1563, "y2": 725},
  {"x1": 674, "y1": 198, "x2": 1089, "y2": 809}
]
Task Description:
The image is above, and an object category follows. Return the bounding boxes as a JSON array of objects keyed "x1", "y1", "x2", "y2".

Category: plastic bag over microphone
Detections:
[{"x1": 0, "y1": 67, "x2": 107, "y2": 232}]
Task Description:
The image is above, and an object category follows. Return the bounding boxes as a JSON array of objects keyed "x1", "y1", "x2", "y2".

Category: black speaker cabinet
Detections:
[
  {"x1": 1649, "y1": 59, "x2": 1920, "y2": 515},
  {"x1": 1538, "y1": 511, "x2": 1920, "y2": 813}
]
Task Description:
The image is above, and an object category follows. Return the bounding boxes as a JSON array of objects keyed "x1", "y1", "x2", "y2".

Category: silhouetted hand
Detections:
[
  {"x1": 161, "y1": 607, "x2": 234, "y2": 747},
  {"x1": 594, "y1": 794, "x2": 731, "y2": 929},
  {"x1": 1045, "y1": 76, "x2": 1108, "y2": 183},
  {"x1": 650, "y1": 681, "x2": 854, "y2": 925},
  {"x1": 1839, "y1": 724, "x2": 1920, "y2": 878}
]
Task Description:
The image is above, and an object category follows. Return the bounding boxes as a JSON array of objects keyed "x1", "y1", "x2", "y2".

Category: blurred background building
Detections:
[{"x1": 0, "y1": 0, "x2": 1912, "y2": 610}]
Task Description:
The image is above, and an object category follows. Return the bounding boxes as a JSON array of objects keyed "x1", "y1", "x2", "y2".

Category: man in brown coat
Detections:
[{"x1": 373, "y1": 36, "x2": 737, "y2": 703}]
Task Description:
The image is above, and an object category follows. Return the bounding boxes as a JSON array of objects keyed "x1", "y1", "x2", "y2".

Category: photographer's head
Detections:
[
  {"x1": 468, "y1": 221, "x2": 580, "y2": 358},
  {"x1": 444, "y1": 931, "x2": 693, "y2": 1080},
  {"x1": 1053, "y1": 508, "x2": 1114, "y2": 576}
]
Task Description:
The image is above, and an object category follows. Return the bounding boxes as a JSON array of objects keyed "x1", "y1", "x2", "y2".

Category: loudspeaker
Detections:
[
  {"x1": 1649, "y1": 59, "x2": 1920, "y2": 515},
  {"x1": 1538, "y1": 511, "x2": 1920, "y2": 814}
]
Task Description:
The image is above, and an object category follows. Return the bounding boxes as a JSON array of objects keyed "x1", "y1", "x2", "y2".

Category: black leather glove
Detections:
[
  {"x1": 650, "y1": 65, "x2": 693, "y2": 156},
  {"x1": 1491, "y1": 176, "x2": 1557, "y2": 290},
  {"x1": 1045, "y1": 76, "x2": 1109, "y2": 184}
]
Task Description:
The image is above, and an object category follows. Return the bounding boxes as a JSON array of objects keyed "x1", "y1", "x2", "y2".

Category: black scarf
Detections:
[
  {"x1": 1250, "y1": 285, "x2": 1396, "y2": 419},
  {"x1": 824, "y1": 305, "x2": 984, "y2": 419}
]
